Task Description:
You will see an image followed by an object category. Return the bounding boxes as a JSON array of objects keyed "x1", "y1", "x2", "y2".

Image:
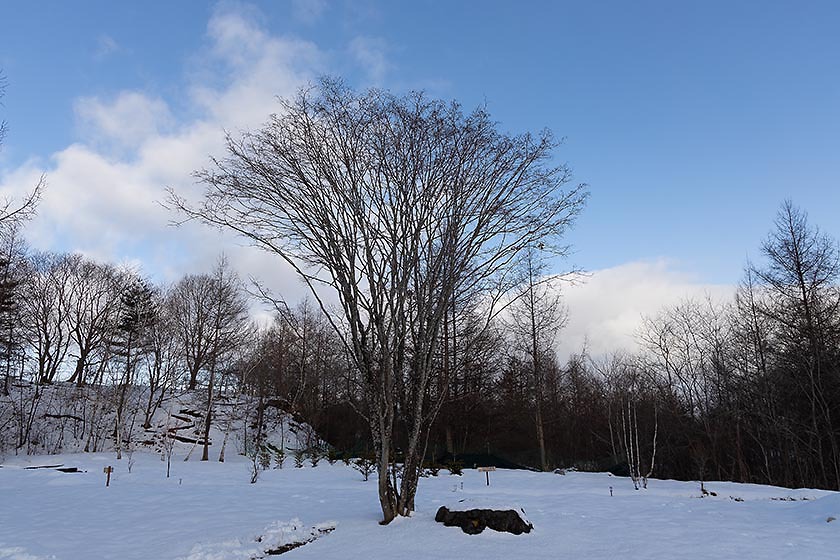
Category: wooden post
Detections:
[
  {"x1": 104, "y1": 466, "x2": 113, "y2": 487},
  {"x1": 478, "y1": 466, "x2": 495, "y2": 486}
]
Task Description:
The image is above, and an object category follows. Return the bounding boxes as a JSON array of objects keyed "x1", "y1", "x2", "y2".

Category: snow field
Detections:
[{"x1": 1, "y1": 451, "x2": 839, "y2": 560}]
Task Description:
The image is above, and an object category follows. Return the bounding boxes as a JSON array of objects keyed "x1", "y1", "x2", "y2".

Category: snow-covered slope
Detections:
[
  {"x1": 0, "y1": 382, "x2": 319, "y2": 462},
  {"x1": 1, "y1": 451, "x2": 838, "y2": 560}
]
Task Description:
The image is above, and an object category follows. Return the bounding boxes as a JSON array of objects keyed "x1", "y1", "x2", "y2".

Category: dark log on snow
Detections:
[
  {"x1": 43, "y1": 413, "x2": 85, "y2": 422},
  {"x1": 435, "y1": 505, "x2": 533, "y2": 535},
  {"x1": 169, "y1": 433, "x2": 210, "y2": 445}
]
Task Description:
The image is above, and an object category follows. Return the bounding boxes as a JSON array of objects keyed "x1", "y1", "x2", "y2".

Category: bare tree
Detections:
[
  {"x1": 199, "y1": 257, "x2": 249, "y2": 461},
  {"x1": 731, "y1": 268, "x2": 778, "y2": 482},
  {"x1": 64, "y1": 256, "x2": 123, "y2": 387},
  {"x1": 20, "y1": 252, "x2": 73, "y2": 384},
  {"x1": 0, "y1": 70, "x2": 45, "y2": 395},
  {"x1": 505, "y1": 246, "x2": 567, "y2": 471},
  {"x1": 142, "y1": 286, "x2": 179, "y2": 429},
  {"x1": 173, "y1": 79, "x2": 587, "y2": 523},
  {"x1": 752, "y1": 200, "x2": 840, "y2": 489},
  {"x1": 169, "y1": 273, "x2": 217, "y2": 391},
  {"x1": 161, "y1": 409, "x2": 176, "y2": 478}
]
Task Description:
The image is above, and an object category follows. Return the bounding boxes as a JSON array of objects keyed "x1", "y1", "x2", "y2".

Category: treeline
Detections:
[
  {"x1": 1, "y1": 201, "x2": 838, "y2": 492},
  {"x1": 295, "y1": 200, "x2": 840, "y2": 493},
  {"x1": 422, "y1": 201, "x2": 840, "y2": 492}
]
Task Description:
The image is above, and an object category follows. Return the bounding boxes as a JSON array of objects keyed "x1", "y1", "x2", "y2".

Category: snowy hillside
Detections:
[
  {"x1": 0, "y1": 382, "x2": 320, "y2": 462},
  {"x1": 1, "y1": 450, "x2": 838, "y2": 559}
]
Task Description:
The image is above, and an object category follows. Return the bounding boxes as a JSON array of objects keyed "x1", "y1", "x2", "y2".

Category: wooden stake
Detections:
[{"x1": 103, "y1": 466, "x2": 113, "y2": 487}]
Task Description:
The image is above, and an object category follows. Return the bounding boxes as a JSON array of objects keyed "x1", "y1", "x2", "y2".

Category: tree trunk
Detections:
[
  {"x1": 201, "y1": 366, "x2": 214, "y2": 461},
  {"x1": 374, "y1": 415, "x2": 397, "y2": 524},
  {"x1": 188, "y1": 366, "x2": 199, "y2": 391},
  {"x1": 69, "y1": 352, "x2": 88, "y2": 386}
]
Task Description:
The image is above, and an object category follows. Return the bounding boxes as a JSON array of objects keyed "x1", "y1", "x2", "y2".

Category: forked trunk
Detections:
[{"x1": 376, "y1": 438, "x2": 397, "y2": 524}]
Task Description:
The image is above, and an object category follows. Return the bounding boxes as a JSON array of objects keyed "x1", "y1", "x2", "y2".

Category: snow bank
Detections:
[{"x1": 179, "y1": 519, "x2": 336, "y2": 560}]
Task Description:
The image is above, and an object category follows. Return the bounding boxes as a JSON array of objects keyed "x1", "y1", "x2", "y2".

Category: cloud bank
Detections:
[
  {"x1": 0, "y1": 6, "x2": 325, "y2": 301},
  {"x1": 0, "y1": 5, "x2": 733, "y2": 356},
  {"x1": 558, "y1": 259, "x2": 733, "y2": 359}
]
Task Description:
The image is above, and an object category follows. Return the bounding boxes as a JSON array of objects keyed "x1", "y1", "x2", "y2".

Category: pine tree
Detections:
[
  {"x1": 110, "y1": 275, "x2": 158, "y2": 458},
  {"x1": 0, "y1": 256, "x2": 18, "y2": 396},
  {"x1": 111, "y1": 277, "x2": 157, "y2": 372},
  {"x1": 0, "y1": 232, "x2": 24, "y2": 397}
]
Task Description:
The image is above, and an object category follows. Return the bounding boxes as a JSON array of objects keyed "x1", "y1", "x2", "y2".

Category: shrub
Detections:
[
  {"x1": 309, "y1": 447, "x2": 322, "y2": 467},
  {"x1": 352, "y1": 454, "x2": 376, "y2": 481},
  {"x1": 447, "y1": 460, "x2": 464, "y2": 476},
  {"x1": 423, "y1": 461, "x2": 441, "y2": 476},
  {"x1": 327, "y1": 447, "x2": 342, "y2": 465}
]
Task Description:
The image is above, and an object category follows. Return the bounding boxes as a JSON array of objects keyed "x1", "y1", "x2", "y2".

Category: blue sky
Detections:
[{"x1": 1, "y1": 0, "x2": 838, "y2": 353}]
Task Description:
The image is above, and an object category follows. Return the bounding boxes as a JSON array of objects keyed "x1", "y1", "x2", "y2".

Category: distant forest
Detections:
[{"x1": 1, "y1": 199, "x2": 838, "y2": 493}]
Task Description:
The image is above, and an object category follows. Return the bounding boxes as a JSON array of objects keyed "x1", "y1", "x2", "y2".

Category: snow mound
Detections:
[{"x1": 179, "y1": 519, "x2": 336, "y2": 560}]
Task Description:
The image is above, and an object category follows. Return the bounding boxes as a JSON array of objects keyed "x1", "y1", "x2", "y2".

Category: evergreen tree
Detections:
[
  {"x1": 0, "y1": 257, "x2": 19, "y2": 396},
  {"x1": 110, "y1": 275, "x2": 158, "y2": 459},
  {"x1": 0, "y1": 231, "x2": 25, "y2": 396},
  {"x1": 111, "y1": 276, "x2": 157, "y2": 376}
]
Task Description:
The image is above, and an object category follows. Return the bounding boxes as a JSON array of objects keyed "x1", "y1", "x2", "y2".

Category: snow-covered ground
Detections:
[{"x1": 1, "y1": 450, "x2": 838, "y2": 560}]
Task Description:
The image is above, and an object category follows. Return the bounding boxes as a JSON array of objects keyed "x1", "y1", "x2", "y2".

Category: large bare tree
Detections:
[
  {"x1": 173, "y1": 79, "x2": 588, "y2": 523},
  {"x1": 169, "y1": 273, "x2": 218, "y2": 390},
  {"x1": 65, "y1": 256, "x2": 124, "y2": 387},
  {"x1": 20, "y1": 252, "x2": 73, "y2": 384},
  {"x1": 752, "y1": 201, "x2": 840, "y2": 489}
]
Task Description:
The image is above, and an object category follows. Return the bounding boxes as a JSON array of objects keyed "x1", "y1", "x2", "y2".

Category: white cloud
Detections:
[
  {"x1": 0, "y1": 6, "x2": 317, "y2": 305},
  {"x1": 192, "y1": 7, "x2": 324, "y2": 129},
  {"x1": 75, "y1": 91, "x2": 173, "y2": 150},
  {"x1": 349, "y1": 36, "x2": 389, "y2": 85},
  {"x1": 291, "y1": 0, "x2": 327, "y2": 23},
  {"x1": 556, "y1": 259, "x2": 733, "y2": 359}
]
